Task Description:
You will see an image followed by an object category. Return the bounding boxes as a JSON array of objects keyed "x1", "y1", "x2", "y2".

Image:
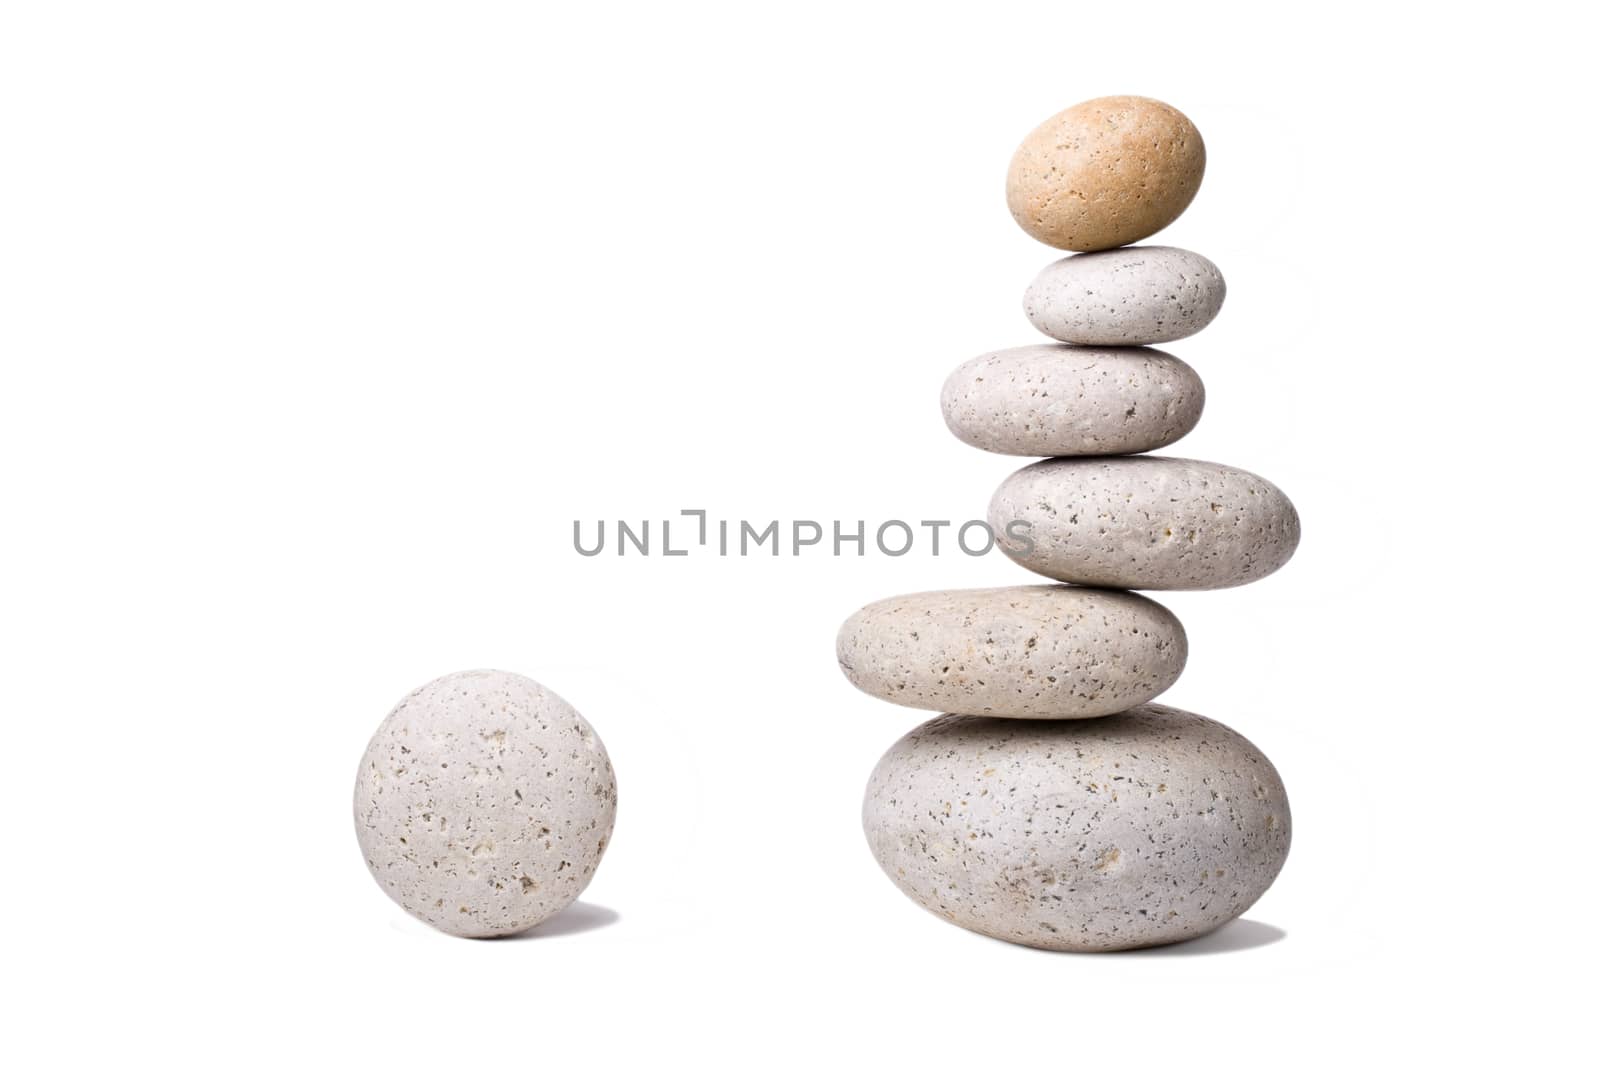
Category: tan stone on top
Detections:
[{"x1": 1006, "y1": 95, "x2": 1206, "y2": 252}]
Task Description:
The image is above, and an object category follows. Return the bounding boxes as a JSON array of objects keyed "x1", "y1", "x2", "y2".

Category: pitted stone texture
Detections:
[
  {"x1": 837, "y1": 585, "x2": 1185, "y2": 719},
  {"x1": 941, "y1": 344, "x2": 1204, "y2": 457},
  {"x1": 863, "y1": 705, "x2": 1291, "y2": 951},
  {"x1": 353, "y1": 669, "x2": 617, "y2": 938},
  {"x1": 990, "y1": 456, "x2": 1300, "y2": 590},
  {"x1": 1024, "y1": 247, "x2": 1225, "y2": 346},
  {"x1": 1007, "y1": 96, "x2": 1206, "y2": 252}
]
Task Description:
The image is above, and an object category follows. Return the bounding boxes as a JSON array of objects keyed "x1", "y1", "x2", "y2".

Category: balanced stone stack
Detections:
[{"x1": 838, "y1": 96, "x2": 1298, "y2": 951}]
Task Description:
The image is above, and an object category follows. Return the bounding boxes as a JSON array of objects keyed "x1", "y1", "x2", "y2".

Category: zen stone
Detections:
[
  {"x1": 941, "y1": 344, "x2": 1204, "y2": 456},
  {"x1": 990, "y1": 456, "x2": 1300, "y2": 590},
  {"x1": 1007, "y1": 96, "x2": 1205, "y2": 252},
  {"x1": 353, "y1": 669, "x2": 618, "y2": 938},
  {"x1": 1024, "y1": 246, "x2": 1226, "y2": 346},
  {"x1": 863, "y1": 705, "x2": 1291, "y2": 951},
  {"x1": 837, "y1": 585, "x2": 1185, "y2": 719}
]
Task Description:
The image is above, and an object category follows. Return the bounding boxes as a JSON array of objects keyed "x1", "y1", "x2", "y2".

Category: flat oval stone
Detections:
[
  {"x1": 353, "y1": 669, "x2": 618, "y2": 938},
  {"x1": 1024, "y1": 246, "x2": 1225, "y2": 346},
  {"x1": 941, "y1": 344, "x2": 1204, "y2": 456},
  {"x1": 989, "y1": 457, "x2": 1300, "y2": 590},
  {"x1": 838, "y1": 585, "x2": 1185, "y2": 719},
  {"x1": 1007, "y1": 96, "x2": 1205, "y2": 252},
  {"x1": 863, "y1": 705, "x2": 1291, "y2": 951}
]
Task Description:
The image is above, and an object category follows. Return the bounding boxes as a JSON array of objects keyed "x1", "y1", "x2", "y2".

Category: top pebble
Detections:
[{"x1": 1006, "y1": 95, "x2": 1205, "y2": 252}]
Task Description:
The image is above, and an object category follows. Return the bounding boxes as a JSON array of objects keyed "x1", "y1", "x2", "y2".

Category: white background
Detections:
[{"x1": 2, "y1": 1, "x2": 1594, "y2": 1062}]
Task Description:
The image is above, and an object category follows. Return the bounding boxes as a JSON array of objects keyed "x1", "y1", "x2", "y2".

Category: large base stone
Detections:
[{"x1": 863, "y1": 705, "x2": 1290, "y2": 951}]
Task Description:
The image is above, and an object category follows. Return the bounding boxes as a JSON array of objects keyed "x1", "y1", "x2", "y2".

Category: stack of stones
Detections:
[{"x1": 837, "y1": 96, "x2": 1298, "y2": 952}]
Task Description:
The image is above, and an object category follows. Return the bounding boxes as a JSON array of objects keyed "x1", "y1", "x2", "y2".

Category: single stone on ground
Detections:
[{"x1": 353, "y1": 669, "x2": 618, "y2": 938}]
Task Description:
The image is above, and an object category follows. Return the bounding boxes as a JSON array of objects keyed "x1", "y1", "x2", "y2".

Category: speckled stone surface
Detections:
[
  {"x1": 1024, "y1": 246, "x2": 1225, "y2": 346},
  {"x1": 941, "y1": 344, "x2": 1204, "y2": 457},
  {"x1": 1006, "y1": 96, "x2": 1206, "y2": 252},
  {"x1": 353, "y1": 669, "x2": 617, "y2": 938},
  {"x1": 863, "y1": 705, "x2": 1290, "y2": 951},
  {"x1": 837, "y1": 585, "x2": 1185, "y2": 719},
  {"x1": 990, "y1": 456, "x2": 1300, "y2": 590}
]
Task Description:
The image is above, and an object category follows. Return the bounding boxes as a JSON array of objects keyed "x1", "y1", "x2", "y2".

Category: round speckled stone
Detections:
[
  {"x1": 837, "y1": 585, "x2": 1185, "y2": 719},
  {"x1": 1024, "y1": 246, "x2": 1226, "y2": 346},
  {"x1": 1006, "y1": 96, "x2": 1206, "y2": 252},
  {"x1": 940, "y1": 344, "x2": 1204, "y2": 457},
  {"x1": 863, "y1": 705, "x2": 1291, "y2": 951},
  {"x1": 990, "y1": 456, "x2": 1300, "y2": 590},
  {"x1": 353, "y1": 669, "x2": 617, "y2": 938}
]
